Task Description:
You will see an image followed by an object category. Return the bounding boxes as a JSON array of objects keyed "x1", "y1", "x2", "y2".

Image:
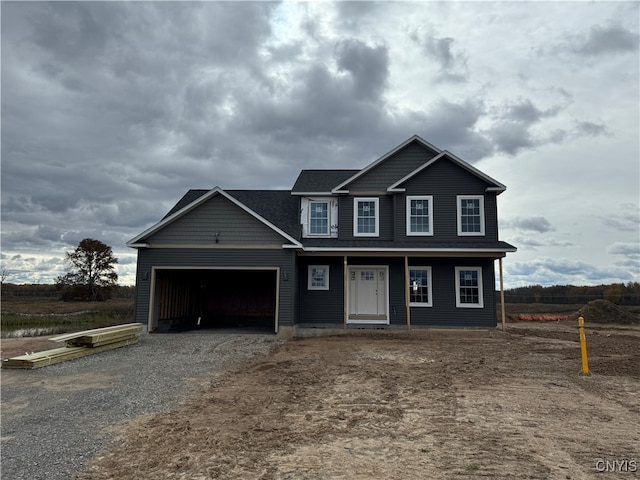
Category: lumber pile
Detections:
[{"x1": 2, "y1": 323, "x2": 143, "y2": 370}]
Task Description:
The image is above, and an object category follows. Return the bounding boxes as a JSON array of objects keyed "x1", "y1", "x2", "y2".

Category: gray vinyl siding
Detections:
[
  {"x1": 408, "y1": 257, "x2": 497, "y2": 328},
  {"x1": 347, "y1": 142, "x2": 439, "y2": 192},
  {"x1": 134, "y1": 248, "x2": 296, "y2": 328},
  {"x1": 295, "y1": 256, "x2": 497, "y2": 329},
  {"x1": 145, "y1": 194, "x2": 288, "y2": 246},
  {"x1": 339, "y1": 195, "x2": 394, "y2": 240},
  {"x1": 395, "y1": 159, "x2": 499, "y2": 243},
  {"x1": 297, "y1": 256, "x2": 345, "y2": 326}
]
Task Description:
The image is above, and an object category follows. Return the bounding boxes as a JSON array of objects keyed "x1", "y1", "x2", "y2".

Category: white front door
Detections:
[{"x1": 348, "y1": 267, "x2": 388, "y2": 324}]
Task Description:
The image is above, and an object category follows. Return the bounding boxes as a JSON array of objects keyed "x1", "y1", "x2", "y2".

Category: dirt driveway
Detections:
[{"x1": 72, "y1": 323, "x2": 639, "y2": 480}]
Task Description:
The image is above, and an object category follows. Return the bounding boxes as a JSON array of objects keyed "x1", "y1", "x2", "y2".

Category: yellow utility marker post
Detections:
[{"x1": 578, "y1": 316, "x2": 590, "y2": 375}]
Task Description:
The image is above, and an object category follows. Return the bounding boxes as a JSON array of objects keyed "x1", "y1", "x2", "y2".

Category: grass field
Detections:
[{"x1": 0, "y1": 295, "x2": 134, "y2": 338}]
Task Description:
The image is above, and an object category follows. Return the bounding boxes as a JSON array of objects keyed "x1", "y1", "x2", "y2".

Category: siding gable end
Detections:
[
  {"x1": 388, "y1": 151, "x2": 506, "y2": 193},
  {"x1": 333, "y1": 135, "x2": 441, "y2": 193},
  {"x1": 127, "y1": 188, "x2": 301, "y2": 247}
]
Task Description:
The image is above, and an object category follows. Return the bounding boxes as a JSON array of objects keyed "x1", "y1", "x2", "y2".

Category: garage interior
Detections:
[{"x1": 153, "y1": 269, "x2": 277, "y2": 333}]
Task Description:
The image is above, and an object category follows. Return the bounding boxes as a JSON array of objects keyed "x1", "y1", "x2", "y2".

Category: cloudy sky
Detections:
[{"x1": 1, "y1": 1, "x2": 639, "y2": 288}]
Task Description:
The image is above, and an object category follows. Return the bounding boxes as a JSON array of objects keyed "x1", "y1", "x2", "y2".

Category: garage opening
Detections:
[{"x1": 152, "y1": 268, "x2": 278, "y2": 333}]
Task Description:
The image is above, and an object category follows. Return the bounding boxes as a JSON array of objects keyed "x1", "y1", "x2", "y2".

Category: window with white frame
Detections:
[
  {"x1": 308, "y1": 265, "x2": 329, "y2": 290},
  {"x1": 354, "y1": 198, "x2": 379, "y2": 237},
  {"x1": 457, "y1": 195, "x2": 485, "y2": 236},
  {"x1": 406, "y1": 196, "x2": 433, "y2": 236},
  {"x1": 409, "y1": 267, "x2": 433, "y2": 306},
  {"x1": 309, "y1": 201, "x2": 329, "y2": 236},
  {"x1": 455, "y1": 267, "x2": 483, "y2": 308}
]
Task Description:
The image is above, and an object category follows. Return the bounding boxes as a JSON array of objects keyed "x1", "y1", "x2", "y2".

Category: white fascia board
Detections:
[
  {"x1": 126, "y1": 187, "x2": 303, "y2": 248},
  {"x1": 387, "y1": 150, "x2": 507, "y2": 194},
  {"x1": 332, "y1": 135, "x2": 442, "y2": 193},
  {"x1": 302, "y1": 246, "x2": 517, "y2": 253},
  {"x1": 291, "y1": 191, "x2": 335, "y2": 196}
]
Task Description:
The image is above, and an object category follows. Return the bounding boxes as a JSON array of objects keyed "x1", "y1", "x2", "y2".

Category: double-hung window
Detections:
[
  {"x1": 308, "y1": 265, "x2": 329, "y2": 290},
  {"x1": 455, "y1": 267, "x2": 483, "y2": 308},
  {"x1": 354, "y1": 198, "x2": 379, "y2": 237},
  {"x1": 409, "y1": 267, "x2": 433, "y2": 306},
  {"x1": 457, "y1": 195, "x2": 485, "y2": 236},
  {"x1": 309, "y1": 201, "x2": 329, "y2": 236},
  {"x1": 406, "y1": 196, "x2": 433, "y2": 236}
]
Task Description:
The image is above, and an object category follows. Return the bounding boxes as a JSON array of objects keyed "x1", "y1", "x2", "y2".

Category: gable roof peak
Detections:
[
  {"x1": 126, "y1": 186, "x2": 302, "y2": 248},
  {"x1": 331, "y1": 135, "x2": 442, "y2": 193},
  {"x1": 387, "y1": 150, "x2": 507, "y2": 193}
]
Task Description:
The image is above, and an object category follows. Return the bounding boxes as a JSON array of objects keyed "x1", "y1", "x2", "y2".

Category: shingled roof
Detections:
[
  {"x1": 163, "y1": 188, "x2": 301, "y2": 240},
  {"x1": 291, "y1": 169, "x2": 359, "y2": 194}
]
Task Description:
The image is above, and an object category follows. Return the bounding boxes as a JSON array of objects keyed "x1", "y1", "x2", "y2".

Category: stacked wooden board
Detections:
[{"x1": 2, "y1": 323, "x2": 143, "y2": 370}]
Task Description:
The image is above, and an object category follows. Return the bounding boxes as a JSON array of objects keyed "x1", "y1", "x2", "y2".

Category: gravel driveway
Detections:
[{"x1": 1, "y1": 332, "x2": 279, "y2": 480}]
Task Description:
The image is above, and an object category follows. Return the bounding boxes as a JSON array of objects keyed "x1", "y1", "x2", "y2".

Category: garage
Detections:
[{"x1": 150, "y1": 268, "x2": 279, "y2": 333}]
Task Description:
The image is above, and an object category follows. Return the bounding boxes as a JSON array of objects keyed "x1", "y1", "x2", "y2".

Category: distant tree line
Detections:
[
  {"x1": 502, "y1": 282, "x2": 640, "y2": 305},
  {"x1": 2, "y1": 283, "x2": 135, "y2": 299}
]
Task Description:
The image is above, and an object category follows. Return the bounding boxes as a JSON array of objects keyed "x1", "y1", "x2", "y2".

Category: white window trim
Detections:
[
  {"x1": 308, "y1": 265, "x2": 330, "y2": 290},
  {"x1": 457, "y1": 195, "x2": 485, "y2": 236},
  {"x1": 406, "y1": 195, "x2": 434, "y2": 236},
  {"x1": 353, "y1": 197, "x2": 380, "y2": 237},
  {"x1": 455, "y1": 266, "x2": 484, "y2": 308},
  {"x1": 409, "y1": 266, "x2": 433, "y2": 307},
  {"x1": 308, "y1": 200, "x2": 330, "y2": 237}
]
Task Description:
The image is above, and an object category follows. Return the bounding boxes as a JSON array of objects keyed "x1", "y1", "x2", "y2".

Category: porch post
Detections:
[
  {"x1": 499, "y1": 257, "x2": 506, "y2": 331},
  {"x1": 404, "y1": 256, "x2": 411, "y2": 330},
  {"x1": 343, "y1": 256, "x2": 348, "y2": 329}
]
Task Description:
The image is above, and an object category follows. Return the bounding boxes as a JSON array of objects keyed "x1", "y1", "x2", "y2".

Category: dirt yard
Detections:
[{"x1": 62, "y1": 322, "x2": 640, "y2": 480}]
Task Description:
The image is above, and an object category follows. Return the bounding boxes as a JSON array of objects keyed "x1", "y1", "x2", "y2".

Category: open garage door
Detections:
[{"x1": 151, "y1": 268, "x2": 278, "y2": 333}]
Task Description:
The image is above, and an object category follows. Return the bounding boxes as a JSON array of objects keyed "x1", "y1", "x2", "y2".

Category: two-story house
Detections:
[{"x1": 127, "y1": 135, "x2": 516, "y2": 336}]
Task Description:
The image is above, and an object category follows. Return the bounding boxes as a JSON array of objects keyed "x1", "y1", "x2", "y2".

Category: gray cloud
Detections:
[
  {"x1": 506, "y1": 257, "x2": 633, "y2": 287},
  {"x1": 504, "y1": 216, "x2": 555, "y2": 233},
  {"x1": 335, "y1": 39, "x2": 389, "y2": 101},
  {"x1": 507, "y1": 235, "x2": 574, "y2": 251},
  {"x1": 412, "y1": 32, "x2": 469, "y2": 83},
  {"x1": 600, "y1": 205, "x2": 640, "y2": 232},
  {"x1": 573, "y1": 120, "x2": 609, "y2": 137},
  {"x1": 569, "y1": 25, "x2": 639, "y2": 57},
  {"x1": 505, "y1": 99, "x2": 561, "y2": 125},
  {"x1": 608, "y1": 242, "x2": 640, "y2": 257},
  {"x1": 483, "y1": 97, "x2": 609, "y2": 155},
  {"x1": 486, "y1": 121, "x2": 535, "y2": 156},
  {"x1": 419, "y1": 99, "x2": 493, "y2": 161}
]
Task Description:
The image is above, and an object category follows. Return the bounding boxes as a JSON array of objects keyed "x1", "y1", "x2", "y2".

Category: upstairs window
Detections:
[
  {"x1": 457, "y1": 195, "x2": 485, "y2": 236},
  {"x1": 354, "y1": 198, "x2": 379, "y2": 237},
  {"x1": 309, "y1": 201, "x2": 329, "y2": 236},
  {"x1": 301, "y1": 198, "x2": 337, "y2": 238},
  {"x1": 455, "y1": 267, "x2": 484, "y2": 308},
  {"x1": 406, "y1": 196, "x2": 433, "y2": 236}
]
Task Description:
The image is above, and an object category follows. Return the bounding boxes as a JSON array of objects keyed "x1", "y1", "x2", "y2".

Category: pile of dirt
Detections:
[{"x1": 568, "y1": 299, "x2": 640, "y2": 324}]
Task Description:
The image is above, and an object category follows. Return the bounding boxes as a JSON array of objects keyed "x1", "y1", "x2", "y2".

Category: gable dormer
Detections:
[{"x1": 332, "y1": 135, "x2": 441, "y2": 194}]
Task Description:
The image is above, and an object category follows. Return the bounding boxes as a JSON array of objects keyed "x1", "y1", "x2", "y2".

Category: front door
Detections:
[{"x1": 348, "y1": 267, "x2": 388, "y2": 324}]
